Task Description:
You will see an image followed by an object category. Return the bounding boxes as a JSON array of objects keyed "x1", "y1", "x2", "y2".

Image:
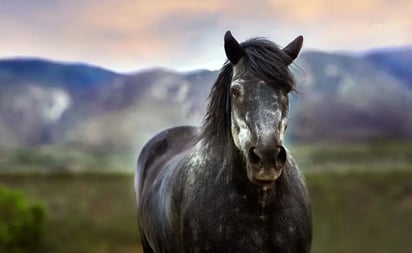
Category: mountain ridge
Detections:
[{"x1": 0, "y1": 46, "x2": 411, "y2": 152}]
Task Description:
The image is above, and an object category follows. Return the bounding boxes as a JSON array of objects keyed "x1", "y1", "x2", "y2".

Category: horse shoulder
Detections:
[{"x1": 135, "y1": 125, "x2": 200, "y2": 205}]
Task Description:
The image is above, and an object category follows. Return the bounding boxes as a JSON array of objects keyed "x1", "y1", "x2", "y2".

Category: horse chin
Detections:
[{"x1": 247, "y1": 166, "x2": 283, "y2": 186}]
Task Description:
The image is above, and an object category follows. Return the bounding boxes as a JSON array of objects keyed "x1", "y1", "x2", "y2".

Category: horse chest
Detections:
[{"x1": 180, "y1": 190, "x2": 299, "y2": 253}]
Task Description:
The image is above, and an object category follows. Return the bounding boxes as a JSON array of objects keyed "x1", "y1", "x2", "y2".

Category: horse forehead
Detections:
[{"x1": 242, "y1": 80, "x2": 283, "y2": 103}]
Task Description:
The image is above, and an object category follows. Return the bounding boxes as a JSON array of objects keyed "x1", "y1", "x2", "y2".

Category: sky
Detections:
[{"x1": 0, "y1": 0, "x2": 411, "y2": 72}]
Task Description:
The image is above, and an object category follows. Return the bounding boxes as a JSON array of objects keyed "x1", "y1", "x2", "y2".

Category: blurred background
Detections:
[{"x1": 0, "y1": 0, "x2": 411, "y2": 252}]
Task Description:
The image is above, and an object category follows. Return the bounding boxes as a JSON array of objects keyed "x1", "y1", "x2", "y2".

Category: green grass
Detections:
[
  {"x1": 290, "y1": 141, "x2": 412, "y2": 171},
  {"x1": 0, "y1": 174, "x2": 140, "y2": 253},
  {"x1": 1, "y1": 170, "x2": 412, "y2": 253},
  {"x1": 308, "y1": 170, "x2": 412, "y2": 253},
  {"x1": 0, "y1": 142, "x2": 412, "y2": 252},
  {"x1": 0, "y1": 147, "x2": 136, "y2": 173}
]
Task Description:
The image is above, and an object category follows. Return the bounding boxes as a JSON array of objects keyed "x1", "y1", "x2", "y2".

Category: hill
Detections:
[
  {"x1": 0, "y1": 47, "x2": 411, "y2": 155},
  {"x1": 290, "y1": 49, "x2": 412, "y2": 142},
  {"x1": 365, "y1": 46, "x2": 412, "y2": 88}
]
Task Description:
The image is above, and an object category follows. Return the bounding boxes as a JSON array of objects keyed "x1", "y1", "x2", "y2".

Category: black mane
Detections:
[{"x1": 201, "y1": 38, "x2": 297, "y2": 144}]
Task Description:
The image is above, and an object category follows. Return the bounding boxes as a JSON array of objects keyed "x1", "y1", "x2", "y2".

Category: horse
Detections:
[{"x1": 135, "y1": 31, "x2": 312, "y2": 253}]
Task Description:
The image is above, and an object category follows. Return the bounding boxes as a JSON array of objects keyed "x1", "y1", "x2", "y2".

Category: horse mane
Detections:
[
  {"x1": 200, "y1": 62, "x2": 233, "y2": 143},
  {"x1": 200, "y1": 37, "x2": 297, "y2": 145}
]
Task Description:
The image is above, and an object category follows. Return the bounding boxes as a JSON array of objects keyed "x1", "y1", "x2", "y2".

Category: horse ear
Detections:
[
  {"x1": 224, "y1": 31, "x2": 245, "y2": 64},
  {"x1": 282, "y1": 35, "x2": 304, "y2": 64}
]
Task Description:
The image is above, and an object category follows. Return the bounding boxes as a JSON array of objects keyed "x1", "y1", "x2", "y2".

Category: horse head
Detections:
[{"x1": 224, "y1": 31, "x2": 303, "y2": 185}]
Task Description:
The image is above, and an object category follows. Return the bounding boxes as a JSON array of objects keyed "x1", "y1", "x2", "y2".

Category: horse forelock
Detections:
[{"x1": 240, "y1": 38, "x2": 297, "y2": 92}]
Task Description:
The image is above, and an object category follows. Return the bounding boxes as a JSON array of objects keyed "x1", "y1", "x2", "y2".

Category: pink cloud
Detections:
[{"x1": 0, "y1": 0, "x2": 410, "y2": 71}]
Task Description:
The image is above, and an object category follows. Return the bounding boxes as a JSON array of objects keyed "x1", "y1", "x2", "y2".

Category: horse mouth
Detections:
[{"x1": 248, "y1": 167, "x2": 283, "y2": 185}]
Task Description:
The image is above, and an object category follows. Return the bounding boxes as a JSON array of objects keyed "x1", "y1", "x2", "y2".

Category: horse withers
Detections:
[{"x1": 135, "y1": 31, "x2": 312, "y2": 253}]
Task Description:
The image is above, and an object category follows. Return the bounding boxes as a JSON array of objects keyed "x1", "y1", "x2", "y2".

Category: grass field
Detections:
[
  {"x1": 1, "y1": 170, "x2": 412, "y2": 253},
  {"x1": 0, "y1": 142, "x2": 412, "y2": 253},
  {"x1": 308, "y1": 170, "x2": 412, "y2": 253},
  {"x1": 0, "y1": 174, "x2": 140, "y2": 253}
]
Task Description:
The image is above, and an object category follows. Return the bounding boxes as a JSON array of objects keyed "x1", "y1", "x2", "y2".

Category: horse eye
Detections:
[{"x1": 230, "y1": 85, "x2": 241, "y2": 98}]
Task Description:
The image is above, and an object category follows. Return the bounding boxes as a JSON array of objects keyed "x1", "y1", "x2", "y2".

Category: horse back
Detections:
[{"x1": 135, "y1": 125, "x2": 199, "y2": 206}]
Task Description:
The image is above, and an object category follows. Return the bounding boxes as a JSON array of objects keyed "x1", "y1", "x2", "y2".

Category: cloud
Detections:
[{"x1": 0, "y1": 0, "x2": 411, "y2": 71}]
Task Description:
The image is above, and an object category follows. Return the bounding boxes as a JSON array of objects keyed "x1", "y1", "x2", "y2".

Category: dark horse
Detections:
[{"x1": 135, "y1": 31, "x2": 312, "y2": 253}]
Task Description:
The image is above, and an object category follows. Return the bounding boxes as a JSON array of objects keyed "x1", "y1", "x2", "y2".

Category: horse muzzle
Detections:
[{"x1": 247, "y1": 145, "x2": 287, "y2": 185}]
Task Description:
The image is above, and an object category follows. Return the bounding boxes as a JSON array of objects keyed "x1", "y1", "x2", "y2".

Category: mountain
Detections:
[
  {"x1": 0, "y1": 59, "x2": 218, "y2": 151},
  {"x1": 0, "y1": 58, "x2": 123, "y2": 148},
  {"x1": 365, "y1": 47, "x2": 412, "y2": 88},
  {"x1": 0, "y1": 58, "x2": 119, "y2": 88},
  {"x1": 290, "y1": 50, "x2": 412, "y2": 142},
  {"x1": 62, "y1": 68, "x2": 217, "y2": 153},
  {"x1": 0, "y1": 47, "x2": 411, "y2": 153}
]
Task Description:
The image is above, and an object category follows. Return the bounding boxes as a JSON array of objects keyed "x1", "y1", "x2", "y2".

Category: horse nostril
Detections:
[
  {"x1": 274, "y1": 146, "x2": 282, "y2": 157},
  {"x1": 275, "y1": 146, "x2": 287, "y2": 168},
  {"x1": 248, "y1": 147, "x2": 261, "y2": 164}
]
